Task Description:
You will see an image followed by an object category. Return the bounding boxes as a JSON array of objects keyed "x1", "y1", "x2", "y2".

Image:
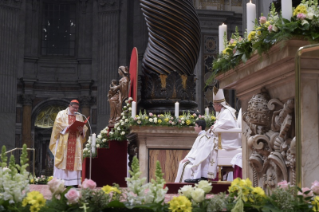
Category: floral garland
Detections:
[
  {"x1": 208, "y1": 0, "x2": 319, "y2": 85},
  {"x1": 83, "y1": 97, "x2": 216, "y2": 158}
]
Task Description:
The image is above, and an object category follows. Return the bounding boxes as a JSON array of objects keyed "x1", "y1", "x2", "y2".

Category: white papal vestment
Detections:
[{"x1": 175, "y1": 107, "x2": 240, "y2": 183}]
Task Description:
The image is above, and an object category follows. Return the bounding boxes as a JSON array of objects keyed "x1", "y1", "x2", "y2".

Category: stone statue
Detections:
[{"x1": 108, "y1": 66, "x2": 130, "y2": 126}]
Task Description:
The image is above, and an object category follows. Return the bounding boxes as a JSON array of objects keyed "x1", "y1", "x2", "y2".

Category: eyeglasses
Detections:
[{"x1": 71, "y1": 105, "x2": 79, "y2": 110}]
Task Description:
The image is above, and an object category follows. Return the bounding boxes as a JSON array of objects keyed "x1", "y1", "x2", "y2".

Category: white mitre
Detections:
[{"x1": 213, "y1": 87, "x2": 236, "y2": 118}]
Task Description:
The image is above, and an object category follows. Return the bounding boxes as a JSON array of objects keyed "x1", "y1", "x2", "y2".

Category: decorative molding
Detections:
[
  {"x1": 21, "y1": 94, "x2": 35, "y2": 106},
  {"x1": 79, "y1": 96, "x2": 93, "y2": 108},
  {"x1": 96, "y1": 0, "x2": 120, "y2": 12},
  {"x1": 80, "y1": 0, "x2": 89, "y2": 14},
  {"x1": 243, "y1": 88, "x2": 295, "y2": 189},
  {"x1": 0, "y1": 0, "x2": 23, "y2": 9}
]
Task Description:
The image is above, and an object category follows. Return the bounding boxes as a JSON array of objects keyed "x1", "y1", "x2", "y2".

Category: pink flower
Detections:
[
  {"x1": 259, "y1": 16, "x2": 267, "y2": 24},
  {"x1": 199, "y1": 115, "x2": 202, "y2": 118},
  {"x1": 158, "y1": 115, "x2": 161, "y2": 117},
  {"x1": 229, "y1": 39, "x2": 235, "y2": 44},
  {"x1": 277, "y1": 180, "x2": 289, "y2": 189},
  {"x1": 134, "y1": 117, "x2": 137, "y2": 120},
  {"x1": 298, "y1": 187, "x2": 313, "y2": 200},
  {"x1": 48, "y1": 177, "x2": 65, "y2": 195},
  {"x1": 311, "y1": 180, "x2": 319, "y2": 194},
  {"x1": 268, "y1": 25, "x2": 273, "y2": 33},
  {"x1": 169, "y1": 120, "x2": 172, "y2": 124},
  {"x1": 193, "y1": 113, "x2": 197, "y2": 117},
  {"x1": 297, "y1": 13, "x2": 306, "y2": 20},
  {"x1": 65, "y1": 188, "x2": 80, "y2": 204},
  {"x1": 178, "y1": 120, "x2": 181, "y2": 123},
  {"x1": 149, "y1": 113, "x2": 153, "y2": 116},
  {"x1": 238, "y1": 37, "x2": 243, "y2": 42},
  {"x1": 81, "y1": 179, "x2": 97, "y2": 189}
]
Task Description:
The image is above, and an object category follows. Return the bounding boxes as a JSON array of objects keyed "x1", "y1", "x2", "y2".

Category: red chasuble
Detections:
[{"x1": 66, "y1": 115, "x2": 77, "y2": 171}]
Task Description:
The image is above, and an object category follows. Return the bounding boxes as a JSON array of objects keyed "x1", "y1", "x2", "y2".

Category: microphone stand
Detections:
[{"x1": 76, "y1": 112, "x2": 93, "y2": 179}]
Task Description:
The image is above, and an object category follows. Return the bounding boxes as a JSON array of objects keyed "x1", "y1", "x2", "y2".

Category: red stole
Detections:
[{"x1": 66, "y1": 115, "x2": 77, "y2": 171}]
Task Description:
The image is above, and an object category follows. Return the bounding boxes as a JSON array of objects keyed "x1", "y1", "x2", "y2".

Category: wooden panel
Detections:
[{"x1": 149, "y1": 149, "x2": 189, "y2": 183}]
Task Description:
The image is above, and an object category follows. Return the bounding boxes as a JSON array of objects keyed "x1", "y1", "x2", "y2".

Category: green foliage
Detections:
[
  {"x1": 130, "y1": 156, "x2": 140, "y2": 177},
  {"x1": 153, "y1": 161, "x2": 165, "y2": 185},
  {"x1": 1, "y1": 146, "x2": 7, "y2": 168}
]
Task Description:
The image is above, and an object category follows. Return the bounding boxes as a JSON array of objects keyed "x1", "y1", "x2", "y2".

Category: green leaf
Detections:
[{"x1": 105, "y1": 200, "x2": 126, "y2": 208}]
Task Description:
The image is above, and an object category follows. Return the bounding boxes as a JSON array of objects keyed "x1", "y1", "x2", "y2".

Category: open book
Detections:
[{"x1": 67, "y1": 116, "x2": 89, "y2": 133}]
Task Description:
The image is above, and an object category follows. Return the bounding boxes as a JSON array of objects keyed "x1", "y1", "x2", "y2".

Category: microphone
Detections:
[{"x1": 74, "y1": 112, "x2": 92, "y2": 134}]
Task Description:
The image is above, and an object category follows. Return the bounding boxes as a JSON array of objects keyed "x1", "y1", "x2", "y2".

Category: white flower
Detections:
[
  {"x1": 114, "y1": 123, "x2": 119, "y2": 128},
  {"x1": 83, "y1": 148, "x2": 88, "y2": 152},
  {"x1": 102, "y1": 138, "x2": 107, "y2": 142},
  {"x1": 85, "y1": 143, "x2": 90, "y2": 148},
  {"x1": 182, "y1": 121, "x2": 185, "y2": 124},
  {"x1": 96, "y1": 144, "x2": 100, "y2": 148},
  {"x1": 272, "y1": 24, "x2": 278, "y2": 32},
  {"x1": 197, "y1": 180, "x2": 212, "y2": 194},
  {"x1": 121, "y1": 131, "x2": 125, "y2": 135},
  {"x1": 121, "y1": 112, "x2": 124, "y2": 116},
  {"x1": 104, "y1": 127, "x2": 109, "y2": 130},
  {"x1": 97, "y1": 135, "x2": 102, "y2": 139},
  {"x1": 121, "y1": 122, "x2": 125, "y2": 125},
  {"x1": 154, "y1": 118, "x2": 157, "y2": 123},
  {"x1": 88, "y1": 140, "x2": 91, "y2": 144},
  {"x1": 129, "y1": 107, "x2": 132, "y2": 111},
  {"x1": 149, "y1": 118, "x2": 153, "y2": 122},
  {"x1": 301, "y1": 19, "x2": 309, "y2": 25},
  {"x1": 109, "y1": 131, "x2": 114, "y2": 135},
  {"x1": 137, "y1": 120, "x2": 141, "y2": 124},
  {"x1": 191, "y1": 188, "x2": 205, "y2": 203},
  {"x1": 125, "y1": 119, "x2": 128, "y2": 122},
  {"x1": 128, "y1": 97, "x2": 133, "y2": 100},
  {"x1": 307, "y1": 12, "x2": 314, "y2": 20},
  {"x1": 125, "y1": 100, "x2": 128, "y2": 103},
  {"x1": 137, "y1": 116, "x2": 140, "y2": 120},
  {"x1": 117, "y1": 127, "x2": 121, "y2": 131},
  {"x1": 124, "y1": 106, "x2": 127, "y2": 109},
  {"x1": 178, "y1": 185, "x2": 193, "y2": 198}
]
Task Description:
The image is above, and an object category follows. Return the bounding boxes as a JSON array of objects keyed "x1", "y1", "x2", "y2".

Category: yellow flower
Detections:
[
  {"x1": 47, "y1": 176, "x2": 53, "y2": 182},
  {"x1": 164, "y1": 118, "x2": 169, "y2": 122},
  {"x1": 222, "y1": 48, "x2": 231, "y2": 55},
  {"x1": 312, "y1": 196, "x2": 319, "y2": 211},
  {"x1": 158, "y1": 119, "x2": 162, "y2": 124},
  {"x1": 256, "y1": 27, "x2": 262, "y2": 36},
  {"x1": 211, "y1": 116, "x2": 216, "y2": 121},
  {"x1": 252, "y1": 187, "x2": 265, "y2": 197},
  {"x1": 186, "y1": 120, "x2": 191, "y2": 125},
  {"x1": 145, "y1": 116, "x2": 149, "y2": 120},
  {"x1": 23, "y1": 191, "x2": 46, "y2": 211},
  {"x1": 248, "y1": 31, "x2": 256, "y2": 41},
  {"x1": 293, "y1": 5, "x2": 307, "y2": 16},
  {"x1": 101, "y1": 185, "x2": 121, "y2": 194},
  {"x1": 30, "y1": 179, "x2": 34, "y2": 184},
  {"x1": 168, "y1": 196, "x2": 192, "y2": 212},
  {"x1": 265, "y1": 21, "x2": 270, "y2": 27}
]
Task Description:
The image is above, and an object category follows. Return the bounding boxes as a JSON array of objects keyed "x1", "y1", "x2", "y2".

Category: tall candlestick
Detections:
[
  {"x1": 131, "y1": 101, "x2": 137, "y2": 118},
  {"x1": 205, "y1": 107, "x2": 209, "y2": 116},
  {"x1": 175, "y1": 102, "x2": 179, "y2": 118},
  {"x1": 92, "y1": 133, "x2": 96, "y2": 154},
  {"x1": 218, "y1": 23, "x2": 227, "y2": 53},
  {"x1": 281, "y1": 0, "x2": 292, "y2": 21},
  {"x1": 246, "y1": 0, "x2": 256, "y2": 35}
]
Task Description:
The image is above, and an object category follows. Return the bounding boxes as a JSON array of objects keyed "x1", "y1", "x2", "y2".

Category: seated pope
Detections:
[{"x1": 175, "y1": 87, "x2": 241, "y2": 183}]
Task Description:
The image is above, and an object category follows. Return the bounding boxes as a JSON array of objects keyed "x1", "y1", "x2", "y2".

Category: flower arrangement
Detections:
[
  {"x1": 130, "y1": 110, "x2": 216, "y2": 128},
  {"x1": 0, "y1": 144, "x2": 30, "y2": 211},
  {"x1": 208, "y1": 0, "x2": 319, "y2": 84},
  {"x1": 83, "y1": 96, "x2": 216, "y2": 158},
  {"x1": 29, "y1": 175, "x2": 53, "y2": 185}
]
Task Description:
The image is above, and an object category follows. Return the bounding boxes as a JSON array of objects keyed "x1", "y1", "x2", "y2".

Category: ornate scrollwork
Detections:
[{"x1": 244, "y1": 88, "x2": 295, "y2": 189}]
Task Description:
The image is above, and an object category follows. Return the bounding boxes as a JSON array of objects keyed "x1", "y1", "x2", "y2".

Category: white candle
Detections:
[
  {"x1": 246, "y1": 0, "x2": 256, "y2": 35},
  {"x1": 205, "y1": 107, "x2": 209, "y2": 116},
  {"x1": 218, "y1": 23, "x2": 227, "y2": 53},
  {"x1": 131, "y1": 101, "x2": 137, "y2": 118},
  {"x1": 92, "y1": 133, "x2": 96, "y2": 154},
  {"x1": 281, "y1": 0, "x2": 292, "y2": 21},
  {"x1": 175, "y1": 102, "x2": 179, "y2": 118}
]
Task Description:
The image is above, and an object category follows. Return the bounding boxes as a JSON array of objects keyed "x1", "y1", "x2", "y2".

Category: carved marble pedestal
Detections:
[
  {"x1": 130, "y1": 126, "x2": 197, "y2": 182},
  {"x1": 216, "y1": 40, "x2": 319, "y2": 188}
]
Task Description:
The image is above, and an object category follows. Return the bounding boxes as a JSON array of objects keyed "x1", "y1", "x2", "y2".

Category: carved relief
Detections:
[{"x1": 243, "y1": 88, "x2": 295, "y2": 189}]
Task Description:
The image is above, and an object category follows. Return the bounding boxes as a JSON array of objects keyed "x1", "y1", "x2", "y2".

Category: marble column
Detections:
[
  {"x1": 22, "y1": 95, "x2": 34, "y2": 148},
  {"x1": 93, "y1": 0, "x2": 120, "y2": 131},
  {"x1": 0, "y1": 1, "x2": 24, "y2": 150}
]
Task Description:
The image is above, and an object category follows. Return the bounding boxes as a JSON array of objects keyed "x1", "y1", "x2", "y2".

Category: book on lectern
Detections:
[{"x1": 67, "y1": 116, "x2": 89, "y2": 132}]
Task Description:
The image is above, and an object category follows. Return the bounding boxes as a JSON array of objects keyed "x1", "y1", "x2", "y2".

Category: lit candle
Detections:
[
  {"x1": 246, "y1": 0, "x2": 256, "y2": 35},
  {"x1": 218, "y1": 23, "x2": 227, "y2": 53},
  {"x1": 205, "y1": 107, "x2": 209, "y2": 116},
  {"x1": 175, "y1": 102, "x2": 179, "y2": 118},
  {"x1": 281, "y1": 0, "x2": 292, "y2": 21},
  {"x1": 92, "y1": 133, "x2": 96, "y2": 154},
  {"x1": 131, "y1": 101, "x2": 137, "y2": 118}
]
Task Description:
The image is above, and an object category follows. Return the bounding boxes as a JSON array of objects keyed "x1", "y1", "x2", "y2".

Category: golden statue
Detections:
[{"x1": 108, "y1": 66, "x2": 130, "y2": 126}]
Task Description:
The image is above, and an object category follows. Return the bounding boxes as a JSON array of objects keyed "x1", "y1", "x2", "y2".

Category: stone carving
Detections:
[
  {"x1": 108, "y1": 66, "x2": 130, "y2": 126},
  {"x1": 243, "y1": 88, "x2": 295, "y2": 189}
]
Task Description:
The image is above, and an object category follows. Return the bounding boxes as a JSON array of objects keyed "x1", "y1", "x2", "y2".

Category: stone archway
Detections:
[{"x1": 31, "y1": 99, "x2": 69, "y2": 176}]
